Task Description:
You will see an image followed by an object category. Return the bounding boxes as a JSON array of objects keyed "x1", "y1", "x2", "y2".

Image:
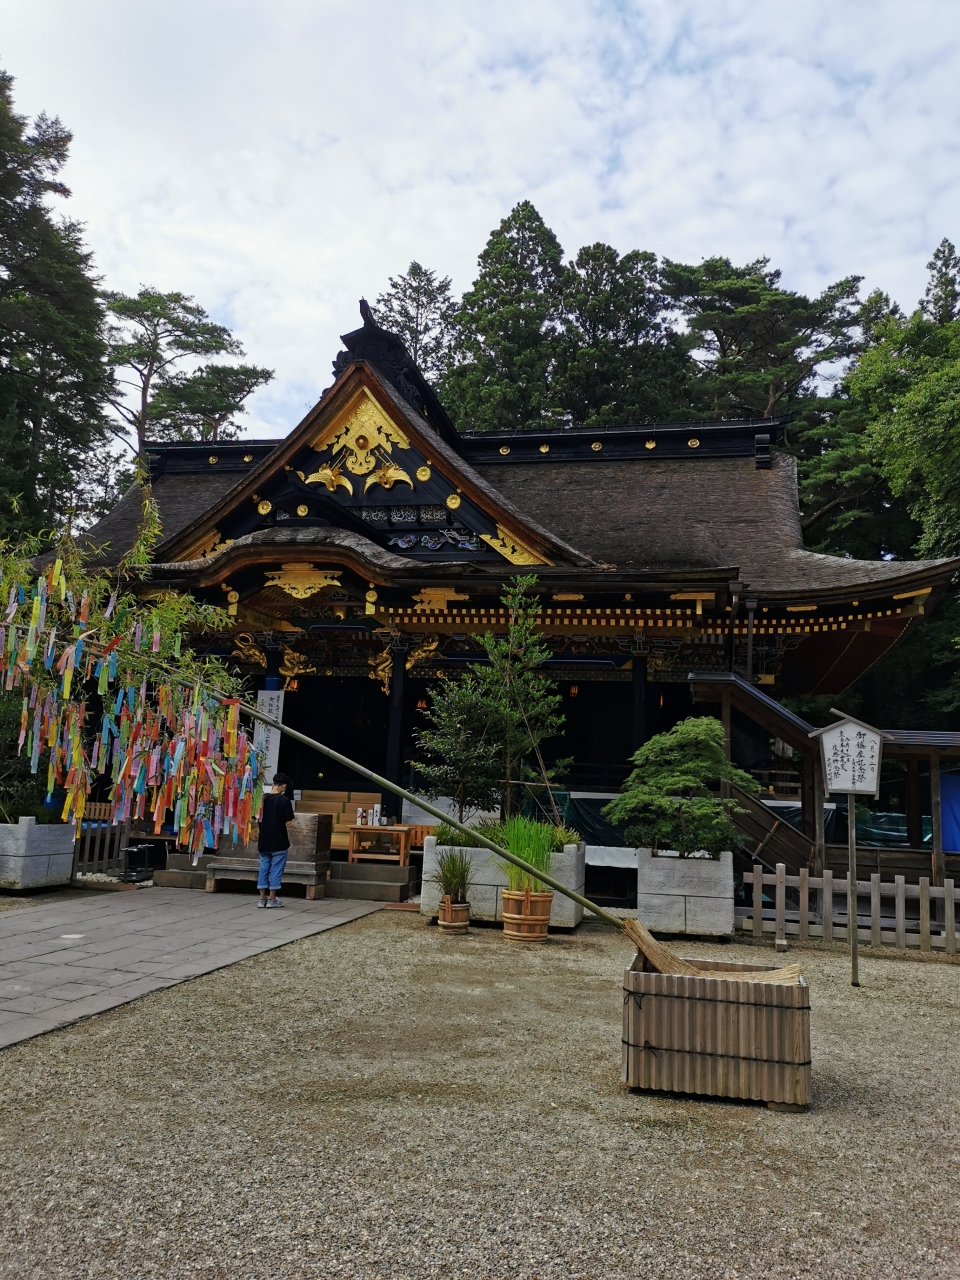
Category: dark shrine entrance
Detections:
[
  {"x1": 275, "y1": 668, "x2": 699, "y2": 799},
  {"x1": 276, "y1": 675, "x2": 390, "y2": 793}
]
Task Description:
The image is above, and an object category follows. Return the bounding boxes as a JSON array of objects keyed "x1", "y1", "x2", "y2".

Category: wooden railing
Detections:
[
  {"x1": 741, "y1": 865, "x2": 958, "y2": 954},
  {"x1": 72, "y1": 803, "x2": 130, "y2": 879}
]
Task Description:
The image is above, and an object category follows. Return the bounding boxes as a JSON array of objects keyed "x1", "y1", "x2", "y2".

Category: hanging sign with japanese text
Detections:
[{"x1": 818, "y1": 720, "x2": 884, "y2": 796}]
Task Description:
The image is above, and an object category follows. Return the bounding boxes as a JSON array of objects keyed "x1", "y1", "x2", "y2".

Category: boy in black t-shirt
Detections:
[{"x1": 257, "y1": 773, "x2": 295, "y2": 908}]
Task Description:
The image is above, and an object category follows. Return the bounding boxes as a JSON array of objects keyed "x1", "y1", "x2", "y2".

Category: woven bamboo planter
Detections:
[
  {"x1": 622, "y1": 956, "x2": 811, "y2": 1107},
  {"x1": 502, "y1": 888, "x2": 553, "y2": 942},
  {"x1": 437, "y1": 896, "x2": 470, "y2": 934}
]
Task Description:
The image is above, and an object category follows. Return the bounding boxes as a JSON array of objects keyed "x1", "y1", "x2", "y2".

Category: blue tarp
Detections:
[{"x1": 940, "y1": 773, "x2": 960, "y2": 853}]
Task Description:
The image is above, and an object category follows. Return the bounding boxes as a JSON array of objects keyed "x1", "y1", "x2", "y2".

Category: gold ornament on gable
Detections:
[
  {"x1": 299, "y1": 463, "x2": 353, "y2": 495},
  {"x1": 480, "y1": 524, "x2": 547, "y2": 566}
]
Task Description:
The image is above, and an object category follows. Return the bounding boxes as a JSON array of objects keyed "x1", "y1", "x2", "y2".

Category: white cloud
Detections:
[{"x1": 4, "y1": 0, "x2": 960, "y2": 433}]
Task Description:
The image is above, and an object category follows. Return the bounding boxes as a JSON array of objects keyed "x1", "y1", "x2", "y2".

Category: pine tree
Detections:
[
  {"x1": 663, "y1": 256, "x2": 862, "y2": 421},
  {"x1": 374, "y1": 261, "x2": 457, "y2": 383},
  {"x1": 603, "y1": 718, "x2": 757, "y2": 856},
  {"x1": 0, "y1": 69, "x2": 110, "y2": 537},
  {"x1": 442, "y1": 201, "x2": 565, "y2": 432},
  {"x1": 104, "y1": 288, "x2": 272, "y2": 458}
]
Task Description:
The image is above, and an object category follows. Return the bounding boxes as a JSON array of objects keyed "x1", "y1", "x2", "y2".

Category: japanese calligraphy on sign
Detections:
[{"x1": 818, "y1": 720, "x2": 884, "y2": 795}]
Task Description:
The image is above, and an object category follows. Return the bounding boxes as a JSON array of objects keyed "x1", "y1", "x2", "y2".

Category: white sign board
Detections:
[
  {"x1": 819, "y1": 720, "x2": 883, "y2": 796},
  {"x1": 256, "y1": 689, "x2": 285, "y2": 781}
]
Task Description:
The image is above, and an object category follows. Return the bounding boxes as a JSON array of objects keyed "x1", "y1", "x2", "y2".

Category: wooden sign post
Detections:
[{"x1": 810, "y1": 712, "x2": 888, "y2": 987}]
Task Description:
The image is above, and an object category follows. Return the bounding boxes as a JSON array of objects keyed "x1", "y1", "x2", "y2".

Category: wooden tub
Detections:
[{"x1": 622, "y1": 957, "x2": 811, "y2": 1108}]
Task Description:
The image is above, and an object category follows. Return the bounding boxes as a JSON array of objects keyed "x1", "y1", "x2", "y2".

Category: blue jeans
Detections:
[{"x1": 258, "y1": 850, "x2": 288, "y2": 892}]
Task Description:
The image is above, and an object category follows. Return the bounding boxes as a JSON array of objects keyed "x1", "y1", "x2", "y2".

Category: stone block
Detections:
[
  {"x1": 421, "y1": 838, "x2": 585, "y2": 927},
  {"x1": 636, "y1": 848, "x2": 734, "y2": 937}
]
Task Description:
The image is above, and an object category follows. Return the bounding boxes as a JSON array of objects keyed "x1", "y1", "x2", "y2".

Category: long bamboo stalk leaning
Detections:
[{"x1": 237, "y1": 700, "x2": 801, "y2": 981}]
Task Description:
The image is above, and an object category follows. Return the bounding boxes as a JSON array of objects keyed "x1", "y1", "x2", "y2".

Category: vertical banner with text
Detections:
[{"x1": 256, "y1": 689, "x2": 285, "y2": 780}]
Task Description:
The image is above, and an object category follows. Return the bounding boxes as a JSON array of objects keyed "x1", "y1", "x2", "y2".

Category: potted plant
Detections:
[
  {"x1": 603, "y1": 717, "x2": 757, "y2": 936},
  {"x1": 498, "y1": 816, "x2": 556, "y2": 942},
  {"x1": 432, "y1": 846, "x2": 473, "y2": 933}
]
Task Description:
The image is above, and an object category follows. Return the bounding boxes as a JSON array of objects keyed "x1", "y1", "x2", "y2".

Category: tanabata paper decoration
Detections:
[{"x1": 1, "y1": 552, "x2": 264, "y2": 862}]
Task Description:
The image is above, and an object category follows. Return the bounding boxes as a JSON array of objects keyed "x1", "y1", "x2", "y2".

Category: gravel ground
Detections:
[{"x1": 0, "y1": 905, "x2": 957, "y2": 1280}]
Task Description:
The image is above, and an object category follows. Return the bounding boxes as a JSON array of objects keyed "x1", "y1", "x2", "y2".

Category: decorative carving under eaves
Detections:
[
  {"x1": 279, "y1": 647, "x2": 317, "y2": 690},
  {"x1": 405, "y1": 635, "x2": 439, "y2": 671},
  {"x1": 231, "y1": 633, "x2": 268, "y2": 669},
  {"x1": 480, "y1": 524, "x2": 548, "y2": 566},
  {"x1": 263, "y1": 565, "x2": 342, "y2": 599},
  {"x1": 368, "y1": 638, "x2": 394, "y2": 695}
]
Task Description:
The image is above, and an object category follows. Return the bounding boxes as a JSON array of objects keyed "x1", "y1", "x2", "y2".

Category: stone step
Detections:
[
  {"x1": 166, "y1": 852, "x2": 217, "y2": 872},
  {"x1": 329, "y1": 863, "x2": 416, "y2": 885},
  {"x1": 154, "y1": 868, "x2": 207, "y2": 890},
  {"x1": 325, "y1": 877, "x2": 408, "y2": 902}
]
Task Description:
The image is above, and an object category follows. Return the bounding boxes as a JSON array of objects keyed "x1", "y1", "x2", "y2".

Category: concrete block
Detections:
[
  {"x1": 0, "y1": 818, "x2": 75, "y2": 891},
  {"x1": 637, "y1": 849, "x2": 734, "y2": 937},
  {"x1": 421, "y1": 839, "x2": 585, "y2": 927}
]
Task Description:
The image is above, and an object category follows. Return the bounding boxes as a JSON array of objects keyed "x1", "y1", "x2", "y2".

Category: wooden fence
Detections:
[
  {"x1": 741, "y1": 866, "x2": 958, "y2": 954},
  {"x1": 72, "y1": 803, "x2": 130, "y2": 879}
]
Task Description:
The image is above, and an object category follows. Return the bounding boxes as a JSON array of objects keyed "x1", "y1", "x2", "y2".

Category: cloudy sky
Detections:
[{"x1": 4, "y1": 1, "x2": 960, "y2": 435}]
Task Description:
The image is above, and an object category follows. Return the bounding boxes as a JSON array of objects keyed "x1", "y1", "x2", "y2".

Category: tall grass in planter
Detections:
[
  {"x1": 498, "y1": 816, "x2": 556, "y2": 941},
  {"x1": 431, "y1": 847, "x2": 474, "y2": 933}
]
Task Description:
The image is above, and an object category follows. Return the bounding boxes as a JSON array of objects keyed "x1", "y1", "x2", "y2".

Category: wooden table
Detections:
[{"x1": 347, "y1": 825, "x2": 413, "y2": 867}]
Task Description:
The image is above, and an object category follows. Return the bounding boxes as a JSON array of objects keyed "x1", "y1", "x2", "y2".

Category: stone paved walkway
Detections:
[{"x1": 0, "y1": 888, "x2": 382, "y2": 1049}]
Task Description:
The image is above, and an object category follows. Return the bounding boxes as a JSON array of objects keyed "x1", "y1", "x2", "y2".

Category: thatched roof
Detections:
[{"x1": 472, "y1": 452, "x2": 959, "y2": 597}]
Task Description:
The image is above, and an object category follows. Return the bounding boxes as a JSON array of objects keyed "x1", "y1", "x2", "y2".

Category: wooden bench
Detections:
[{"x1": 204, "y1": 813, "x2": 332, "y2": 897}]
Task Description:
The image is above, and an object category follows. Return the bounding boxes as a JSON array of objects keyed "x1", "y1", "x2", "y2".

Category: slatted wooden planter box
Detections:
[{"x1": 622, "y1": 956, "x2": 811, "y2": 1108}]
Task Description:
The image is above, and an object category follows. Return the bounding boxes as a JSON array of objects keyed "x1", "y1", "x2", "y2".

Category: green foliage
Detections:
[
  {"x1": 442, "y1": 201, "x2": 565, "y2": 431},
  {"x1": 429, "y1": 846, "x2": 473, "y2": 904},
  {"x1": 147, "y1": 362, "x2": 273, "y2": 443},
  {"x1": 412, "y1": 670, "x2": 502, "y2": 822},
  {"x1": 854, "y1": 309, "x2": 960, "y2": 555},
  {"x1": 604, "y1": 718, "x2": 757, "y2": 857},
  {"x1": 497, "y1": 815, "x2": 555, "y2": 892},
  {"x1": 552, "y1": 243, "x2": 691, "y2": 426},
  {"x1": 0, "y1": 69, "x2": 111, "y2": 538},
  {"x1": 374, "y1": 262, "x2": 458, "y2": 384},
  {"x1": 662, "y1": 256, "x2": 862, "y2": 421},
  {"x1": 414, "y1": 575, "x2": 565, "y2": 819},
  {"x1": 472, "y1": 575, "x2": 566, "y2": 816},
  {"x1": 104, "y1": 286, "x2": 272, "y2": 457},
  {"x1": 921, "y1": 238, "x2": 960, "y2": 326}
]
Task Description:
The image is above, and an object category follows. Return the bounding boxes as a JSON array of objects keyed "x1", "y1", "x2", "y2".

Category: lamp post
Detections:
[{"x1": 810, "y1": 712, "x2": 889, "y2": 986}]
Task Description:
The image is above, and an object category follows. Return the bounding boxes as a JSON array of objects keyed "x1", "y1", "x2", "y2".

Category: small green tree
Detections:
[
  {"x1": 603, "y1": 717, "x2": 757, "y2": 857},
  {"x1": 412, "y1": 671, "x2": 501, "y2": 822},
  {"x1": 473, "y1": 574, "x2": 565, "y2": 817},
  {"x1": 413, "y1": 575, "x2": 565, "y2": 820}
]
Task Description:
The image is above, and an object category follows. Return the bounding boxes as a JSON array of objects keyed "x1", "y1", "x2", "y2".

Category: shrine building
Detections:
[{"x1": 86, "y1": 305, "x2": 960, "y2": 876}]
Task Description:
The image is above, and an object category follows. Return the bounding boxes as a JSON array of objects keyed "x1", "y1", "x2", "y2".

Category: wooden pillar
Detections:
[
  {"x1": 931, "y1": 750, "x2": 945, "y2": 887},
  {"x1": 812, "y1": 753, "x2": 825, "y2": 876},
  {"x1": 631, "y1": 656, "x2": 647, "y2": 752},
  {"x1": 385, "y1": 648, "x2": 406, "y2": 786},
  {"x1": 906, "y1": 756, "x2": 921, "y2": 850}
]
